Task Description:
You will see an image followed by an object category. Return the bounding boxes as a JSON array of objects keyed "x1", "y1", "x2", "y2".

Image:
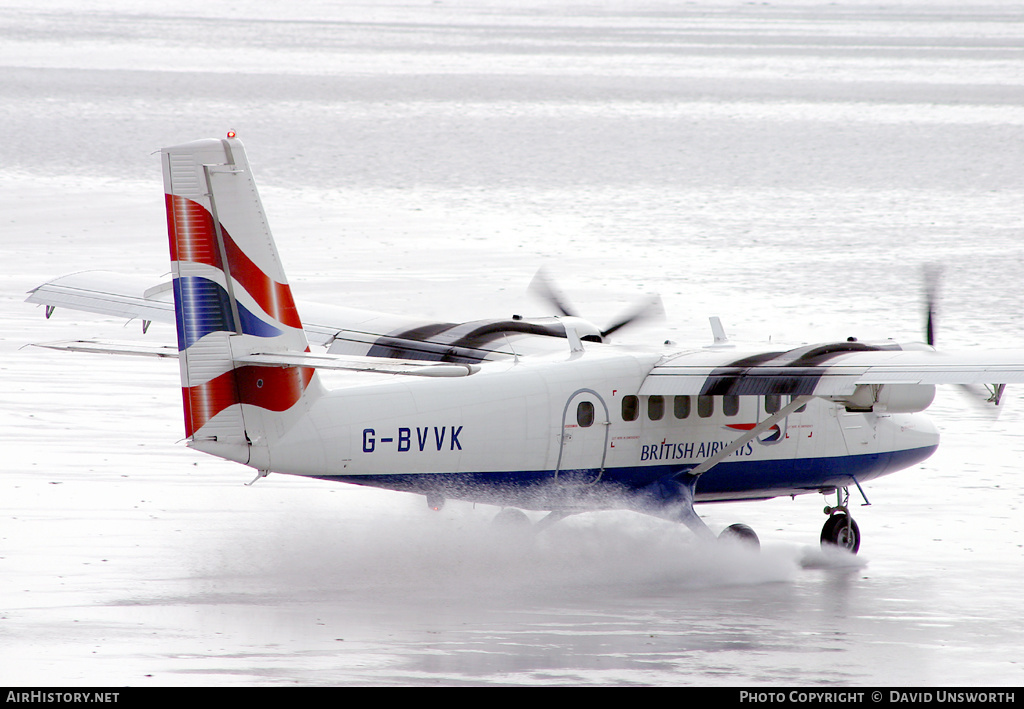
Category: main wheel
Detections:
[
  {"x1": 820, "y1": 514, "x2": 861, "y2": 554},
  {"x1": 492, "y1": 507, "x2": 532, "y2": 529},
  {"x1": 719, "y1": 523, "x2": 760, "y2": 550}
]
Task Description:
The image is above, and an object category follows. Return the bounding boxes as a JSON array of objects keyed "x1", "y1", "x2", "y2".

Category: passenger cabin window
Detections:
[
  {"x1": 723, "y1": 395, "x2": 739, "y2": 417},
  {"x1": 648, "y1": 395, "x2": 664, "y2": 421},
  {"x1": 621, "y1": 395, "x2": 639, "y2": 422},
  {"x1": 765, "y1": 395, "x2": 807, "y2": 414},
  {"x1": 697, "y1": 395, "x2": 714, "y2": 418},
  {"x1": 577, "y1": 401, "x2": 595, "y2": 427},
  {"x1": 674, "y1": 395, "x2": 690, "y2": 419}
]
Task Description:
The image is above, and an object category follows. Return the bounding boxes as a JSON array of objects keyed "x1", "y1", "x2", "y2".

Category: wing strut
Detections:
[
  {"x1": 628, "y1": 395, "x2": 813, "y2": 541},
  {"x1": 680, "y1": 395, "x2": 813, "y2": 481}
]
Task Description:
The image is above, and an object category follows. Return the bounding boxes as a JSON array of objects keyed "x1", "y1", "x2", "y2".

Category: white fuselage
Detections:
[{"x1": 205, "y1": 345, "x2": 940, "y2": 508}]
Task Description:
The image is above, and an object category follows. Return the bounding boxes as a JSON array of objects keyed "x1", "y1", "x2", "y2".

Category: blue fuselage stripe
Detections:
[{"x1": 310, "y1": 445, "x2": 938, "y2": 508}]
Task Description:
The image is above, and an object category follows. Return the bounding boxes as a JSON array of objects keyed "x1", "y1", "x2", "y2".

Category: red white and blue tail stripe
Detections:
[{"x1": 161, "y1": 137, "x2": 318, "y2": 465}]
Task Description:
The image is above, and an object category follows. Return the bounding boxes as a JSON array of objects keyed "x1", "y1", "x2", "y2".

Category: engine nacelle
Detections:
[{"x1": 832, "y1": 383, "x2": 936, "y2": 414}]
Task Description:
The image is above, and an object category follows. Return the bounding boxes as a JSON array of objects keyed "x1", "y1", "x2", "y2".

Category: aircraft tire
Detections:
[
  {"x1": 820, "y1": 514, "x2": 861, "y2": 554},
  {"x1": 492, "y1": 508, "x2": 532, "y2": 529},
  {"x1": 719, "y1": 523, "x2": 760, "y2": 550}
]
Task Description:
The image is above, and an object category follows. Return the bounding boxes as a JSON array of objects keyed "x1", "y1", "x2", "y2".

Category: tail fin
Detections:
[{"x1": 162, "y1": 136, "x2": 320, "y2": 469}]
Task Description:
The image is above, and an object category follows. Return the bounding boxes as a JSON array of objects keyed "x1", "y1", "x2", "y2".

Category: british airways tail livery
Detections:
[
  {"x1": 163, "y1": 138, "x2": 322, "y2": 471},
  {"x1": 27, "y1": 134, "x2": 1024, "y2": 554}
]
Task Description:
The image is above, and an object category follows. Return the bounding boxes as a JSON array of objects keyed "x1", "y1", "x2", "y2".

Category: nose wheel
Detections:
[
  {"x1": 820, "y1": 488, "x2": 861, "y2": 554},
  {"x1": 821, "y1": 512, "x2": 861, "y2": 553}
]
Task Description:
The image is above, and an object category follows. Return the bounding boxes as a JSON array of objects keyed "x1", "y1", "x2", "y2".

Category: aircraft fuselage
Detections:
[{"x1": 195, "y1": 346, "x2": 939, "y2": 510}]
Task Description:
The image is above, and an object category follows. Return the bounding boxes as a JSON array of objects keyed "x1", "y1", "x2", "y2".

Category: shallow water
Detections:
[{"x1": 2, "y1": 0, "x2": 1023, "y2": 686}]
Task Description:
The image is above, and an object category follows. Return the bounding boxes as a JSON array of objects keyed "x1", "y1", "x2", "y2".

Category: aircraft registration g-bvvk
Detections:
[{"x1": 26, "y1": 135, "x2": 1024, "y2": 554}]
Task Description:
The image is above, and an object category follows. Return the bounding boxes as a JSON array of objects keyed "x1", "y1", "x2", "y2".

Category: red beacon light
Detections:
[{"x1": 226, "y1": 130, "x2": 237, "y2": 139}]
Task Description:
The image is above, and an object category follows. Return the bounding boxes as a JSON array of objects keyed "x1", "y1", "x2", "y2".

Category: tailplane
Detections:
[{"x1": 162, "y1": 136, "x2": 320, "y2": 468}]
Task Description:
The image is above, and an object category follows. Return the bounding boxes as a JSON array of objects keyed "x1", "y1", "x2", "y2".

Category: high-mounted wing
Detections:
[
  {"x1": 25, "y1": 270, "x2": 414, "y2": 348},
  {"x1": 27, "y1": 271, "x2": 594, "y2": 362},
  {"x1": 640, "y1": 341, "x2": 1024, "y2": 411},
  {"x1": 33, "y1": 339, "x2": 480, "y2": 377},
  {"x1": 26, "y1": 271, "x2": 175, "y2": 331}
]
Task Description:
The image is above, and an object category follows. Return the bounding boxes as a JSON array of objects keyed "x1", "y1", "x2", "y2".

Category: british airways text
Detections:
[{"x1": 640, "y1": 439, "x2": 755, "y2": 462}]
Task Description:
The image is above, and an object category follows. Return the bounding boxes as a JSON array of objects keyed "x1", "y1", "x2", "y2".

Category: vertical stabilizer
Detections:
[{"x1": 162, "y1": 136, "x2": 320, "y2": 469}]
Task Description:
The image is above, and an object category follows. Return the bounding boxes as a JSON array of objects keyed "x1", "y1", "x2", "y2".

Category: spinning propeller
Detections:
[
  {"x1": 923, "y1": 264, "x2": 941, "y2": 348},
  {"x1": 528, "y1": 267, "x2": 665, "y2": 343},
  {"x1": 922, "y1": 265, "x2": 1004, "y2": 411}
]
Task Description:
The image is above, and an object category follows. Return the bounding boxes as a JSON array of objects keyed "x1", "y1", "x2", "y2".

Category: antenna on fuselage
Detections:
[{"x1": 705, "y1": 316, "x2": 735, "y2": 349}]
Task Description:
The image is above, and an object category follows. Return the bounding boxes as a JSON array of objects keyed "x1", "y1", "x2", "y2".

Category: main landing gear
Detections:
[
  {"x1": 491, "y1": 508, "x2": 574, "y2": 532},
  {"x1": 481, "y1": 481, "x2": 865, "y2": 555},
  {"x1": 718, "y1": 523, "x2": 760, "y2": 550},
  {"x1": 492, "y1": 507, "x2": 532, "y2": 528},
  {"x1": 820, "y1": 488, "x2": 862, "y2": 554}
]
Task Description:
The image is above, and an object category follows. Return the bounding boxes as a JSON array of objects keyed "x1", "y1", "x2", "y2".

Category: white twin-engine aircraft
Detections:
[{"x1": 27, "y1": 136, "x2": 1024, "y2": 554}]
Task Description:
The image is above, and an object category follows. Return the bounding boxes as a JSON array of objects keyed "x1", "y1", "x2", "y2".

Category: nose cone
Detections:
[
  {"x1": 895, "y1": 412, "x2": 941, "y2": 450},
  {"x1": 880, "y1": 413, "x2": 941, "y2": 473}
]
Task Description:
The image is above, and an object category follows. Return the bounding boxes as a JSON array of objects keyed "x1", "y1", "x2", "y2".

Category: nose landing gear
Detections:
[{"x1": 821, "y1": 488, "x2": 862, "y2": 554}]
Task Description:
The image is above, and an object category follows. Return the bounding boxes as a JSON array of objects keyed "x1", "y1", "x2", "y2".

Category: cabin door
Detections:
[{"x1": 556, "y1": 389, "x2": 610, "y2": 485}]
